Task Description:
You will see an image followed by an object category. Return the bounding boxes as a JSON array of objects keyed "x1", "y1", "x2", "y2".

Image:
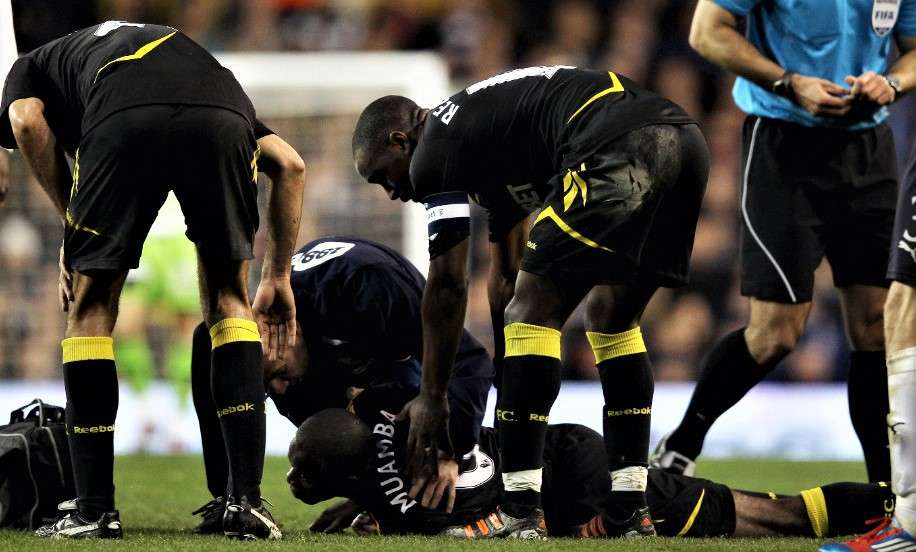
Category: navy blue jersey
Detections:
[
  {"x1": 270, "y1": 237, "x2": 493, "y2": 455},
  {"x1": 0, "y1": 21, "x2": 270, "y2": 152}
]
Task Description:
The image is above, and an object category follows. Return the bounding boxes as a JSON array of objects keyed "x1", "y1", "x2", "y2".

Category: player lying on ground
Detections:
[
  {"x1": 353, "y1": 65, "x2": 708, "y2": 537},
  {"x1": 1, "y1": 21, "x2": 305, "y2": 539},
  {"x1": 286, "y1": 384, "x2": 897, "y2": 539},
  {"x1": 189, "y1": 237, "x2": 494, "y2": 532}
]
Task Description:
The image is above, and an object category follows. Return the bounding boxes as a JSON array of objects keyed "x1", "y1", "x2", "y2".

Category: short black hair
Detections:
[
  {"x1": 289, "y1": 408, "x2": 373, "y2": 481},
  {"x1": 352, "y1": 95, "x2": 417, "y2": 156}
]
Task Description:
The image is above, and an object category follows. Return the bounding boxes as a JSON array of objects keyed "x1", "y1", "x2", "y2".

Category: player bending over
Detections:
[
  {"x1": 189, "y1": 237, "x2": 494, "y2": 532},
  {"x1": 353, "y1": 65, "x2": 708, "y2": 537},
  {"x1": 286, "y1": 385, "x2": 896, "y2": 540},
  {"x1": 0, "y1": 21, "x2": 305, "y2": 539}
]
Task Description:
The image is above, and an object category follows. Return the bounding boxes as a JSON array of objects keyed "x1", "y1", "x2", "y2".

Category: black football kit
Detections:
[
  {"x1": 0, "y1": 21, "x2": 274, "y2": 271},
  {"x1": 411, "y1": 66, "x2": 707, "y2": 286},
  {"x1": 192, "y1": 238, "x2": 494, "y2": 498}
]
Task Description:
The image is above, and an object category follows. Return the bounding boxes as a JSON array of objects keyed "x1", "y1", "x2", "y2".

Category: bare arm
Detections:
[
  {"x1": 689, "y1": 0, "x2": 851, "y2": 116},
  {"x1": 847, "y1": 36, "x2": 916, "y2": 105},
  {"x1": 251, "y1": 133, "x2": 306, "y2": 360},
  {"x1": 0, "y1": 149, "x2": 9, "y2": 205},
  {"x1": 8, "y1": 97, "x2": 71, "y2": 217},
  {"x1": 487, "y1": 219, "x2": 528, "y2": 380}
]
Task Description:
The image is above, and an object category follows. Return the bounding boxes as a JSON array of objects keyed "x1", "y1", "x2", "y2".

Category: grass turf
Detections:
[{"x1": 0, "y1": 455, "x2": 866, "y2": 551}]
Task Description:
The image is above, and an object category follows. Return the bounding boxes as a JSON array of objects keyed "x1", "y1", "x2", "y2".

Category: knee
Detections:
[
  {"x1": 847, "y1": 305, "x2": 885, "y2": 352},
  {"x1": 745, "y1": 318, "x2": 805, "y2": 365},
  {"x1": 886, "y1": 283, "x2": 916, "y2": 351}
]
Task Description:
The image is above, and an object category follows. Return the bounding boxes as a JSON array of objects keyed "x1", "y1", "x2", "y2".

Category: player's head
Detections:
[
  {"x1": 263, "y1": 324, "x2": 307, "y2": 395},
  {"x1": 352, "y1": 95, "x2": 421, "y2": 203},
  {"x1": 287, "y1": 408, "x2": 374, "y2": 504}
]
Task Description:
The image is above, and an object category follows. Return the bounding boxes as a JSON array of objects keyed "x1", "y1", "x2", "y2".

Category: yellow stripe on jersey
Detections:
[
  {"x1": 675, "y1": 489, "x2": 706, "y2": 537},
  {"x1": 94, "y1": 31, "x2": 177, "y2": 84},
  {"x1": 251, "y1": 146, "x2": 261, "y2": 182},
  {"x1": 533, "y1": 206, "x2": 614, "y2": 253},
  {"x1": 567, "y1": 72, "x2": 625, "y2": 124}
]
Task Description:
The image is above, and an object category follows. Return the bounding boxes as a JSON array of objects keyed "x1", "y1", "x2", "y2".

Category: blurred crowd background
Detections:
[{"x1": 3, "y1": 0, "x2": 916, "y2": 387}]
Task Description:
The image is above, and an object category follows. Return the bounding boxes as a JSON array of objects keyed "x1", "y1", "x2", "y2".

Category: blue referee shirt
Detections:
[{"x1": 713, "y1": 0, "x2": 916, "y2": 128}]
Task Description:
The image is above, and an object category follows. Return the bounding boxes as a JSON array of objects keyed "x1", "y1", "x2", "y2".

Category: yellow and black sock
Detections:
[
  {"x1": 209, "y1": 318, "x2": 264, "y2": 502},
  {"x1": 589, "y1": 327, "x2": 653, "y2": 517},
  {"x1": 847, "y1": 351, "x2": 891, "y2": 482},
  {"x1": 190, "y1": 322, "x2": 228, "y2": 499},
  {"x1": 498, "y1": 323, "x2": 562, "y2": 517},
  {"x1": 801, "y1": 482, "x2": 895, "y2": 538},
  {"x1": 62, "y1": 337, "x2": 118, "y2": 519}
]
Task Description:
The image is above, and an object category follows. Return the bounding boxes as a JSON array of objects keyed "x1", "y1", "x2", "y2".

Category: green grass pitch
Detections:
[{"x1": 0, "y1": 455, "x2": 866, "y2": 551}]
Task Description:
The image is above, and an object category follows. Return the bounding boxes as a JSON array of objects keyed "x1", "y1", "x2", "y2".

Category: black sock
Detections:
[
  {"x1": 667, "y1": 328, "x2": 776, "y2": 459},
  {"x1": 498, "y1": 355, "x2": 561, "y2": 517},
  {"x1": 589, "y1": 329, "x2": 653, "y2": 519},
  {"x1": 191, "y1": 322, "x2": 228, "y2": 499},
  {"x1": 847, "y1": 351, "x2": 891, "y2": 482},
  {"x1": 801, "y1": 482, "x2": 895, "y2": 537},
  {"x1": 62, "y1": 337, "x2": 119, "y2": 519},
  {"x1": 209, "y1": 319, "x2": 265, "y2": 502}
]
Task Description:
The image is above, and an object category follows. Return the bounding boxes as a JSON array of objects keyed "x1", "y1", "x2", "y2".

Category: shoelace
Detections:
[
  {"x1": 846, "y1": 517, "x2": 897, "y2": 545},
  {"x1": 191, "y1": 497, "x2": 225, "y2": 517}
]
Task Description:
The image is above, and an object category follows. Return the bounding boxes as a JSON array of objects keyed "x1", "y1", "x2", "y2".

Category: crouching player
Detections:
[
  {"x1": 288, "y1": 385, "x2": 898, "y2": 539},
  {"x1": 190, "y1": 237, "x2": 494, "y2": 533}
]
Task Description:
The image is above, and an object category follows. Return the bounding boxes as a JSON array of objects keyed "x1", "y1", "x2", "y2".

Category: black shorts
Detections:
[
  {"x1": 888, "y1": 142, "x2": 916, "y2": 285},
  {"x1": 540, "y1": 424, "x2": 735, "y2": 537},
  {"x1": 64, "y1": 104, "x2": 260, "y2": 271},
  {"x1": 521, "y1": 123, "x2": 708, "y2": 288},
  {"x1": 739, "y1": 116, "x2": 897, "y2": 303}
]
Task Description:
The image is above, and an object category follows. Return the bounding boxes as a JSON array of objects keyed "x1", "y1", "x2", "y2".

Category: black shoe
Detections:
[
  {"x1": 36, "y1": 508, "x2": 123, "y2": 540},
  {"x1": 191, "y1": 496, "x2": 226, "y2": 535},
  {"x1": 578, "y1": 506, "x2": 656, "y2": 539},
  {"x1": 442, "y1": 507, "x2": 547, "y2": 539},
  {"x1": 223, "y1": 496, "x2": 282, "y2": 540}
]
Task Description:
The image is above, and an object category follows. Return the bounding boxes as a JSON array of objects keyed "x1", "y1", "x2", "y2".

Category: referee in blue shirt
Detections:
[{"x1": 653, "y1": 0, "x2": 916, "y2": 483}]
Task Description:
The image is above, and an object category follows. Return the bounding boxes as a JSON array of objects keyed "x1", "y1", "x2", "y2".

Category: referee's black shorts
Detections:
[
  {"x1": 888, "y1": 138, "x2": 916, "y2": 285},
  {"x1": 739, "y1": 116, "x2": 897, "y2": 303},
  {"x1": 64, "y1": 104, "x2": 260, "y2": 272}
]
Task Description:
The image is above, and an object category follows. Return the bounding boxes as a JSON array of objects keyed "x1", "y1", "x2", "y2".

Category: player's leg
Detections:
[
  {"x1": 62, "y1": 270, "x2": 127, "y2": 526},
  {"x1": 170, "y1": 106, "x2": 277, "y2": 539},
  {"x1": 886, "y1": 282, "x2": 916, "y2": 536},
  {"x1": 497, "y1": 270, "x2": 588, "y2": 533},
  {"x1": 583, "y1": 282, "x2": 657, "y2": 529},
  {"x1": 660, "y1": 116, "x2": 820, "y2": 467},
  {"x1": 838, "y1": 285, "x2": 891, "y2": 482},
  {"x1": 189, "y1": 321, "x2": 230, "y2": 533}
]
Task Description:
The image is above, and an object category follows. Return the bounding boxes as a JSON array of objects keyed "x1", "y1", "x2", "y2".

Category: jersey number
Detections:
[
  {"x1": 466, "y1": 65, "x2": 575, "y2": 95},
  {"x1": 94, "y1": 21, "x2": 146, "y2": 37},
  {"x1": 291, "y1": 242, "x2": 355, "y2": 271}
]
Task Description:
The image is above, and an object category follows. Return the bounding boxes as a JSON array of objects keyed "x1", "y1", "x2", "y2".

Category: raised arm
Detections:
[
  {"x1": 689, "y1": 0, "x2": 851, "y2": 117},
  {"x1": 8, "y1": 97, "x2": 71, "y2": 217},
  {"x1": 251, "y1": 133, "x2": 306, "y2": 360}
]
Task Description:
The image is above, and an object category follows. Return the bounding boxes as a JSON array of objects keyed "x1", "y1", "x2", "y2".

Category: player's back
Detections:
[{"x1": 7, "y1": 21, "x2": 254, "y2": 151}]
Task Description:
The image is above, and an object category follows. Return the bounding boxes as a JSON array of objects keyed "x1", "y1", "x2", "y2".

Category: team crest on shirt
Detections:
[{"x1": 873, "y1": 0, "x2": 900, "y2": 37}]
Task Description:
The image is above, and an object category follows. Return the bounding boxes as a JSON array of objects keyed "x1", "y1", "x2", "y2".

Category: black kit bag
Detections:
[{"x1": 0, "y1": 399, "x2": 74, "y2": 529}]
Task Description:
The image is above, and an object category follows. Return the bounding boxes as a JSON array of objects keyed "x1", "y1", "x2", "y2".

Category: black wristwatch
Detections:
[
  {"x1": 884, "y1": 74, "x2": 903, "y2": 101},
  {"x1": 771, "y1": 70, "x2": 796, "y2": 101}
]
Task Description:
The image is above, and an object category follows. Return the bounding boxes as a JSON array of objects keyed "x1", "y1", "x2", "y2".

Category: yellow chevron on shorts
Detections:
[
  {"x1": 563, "y1": 163, "x2": 588, "y2": 212},
  {"x1": 504, "y1": 322, "x2": 561, "y2": 359},
  {"x1": 533, "y1": 206, "x2": 613, "y2": 253},
  {"x1": 209, "y1": 318, "x2": 260, "y2": 349},
  {"x1": 94, "y1": 31, "x2": 177, "y2": 83},
  {"x1": 800, "y1": 487, "x2": 829, "y2": 538},
  {"x1": 587, "y1": 327, "x2": 647, "y2": 362},
  {"x1": 675, "y1": 489, "x2": 705, "y2": 537},
  {"x1": 62, "y1": 337, "x2": 114, "y2": 363},
  {"x1": 567, "y1": 72, "x2": 625, "y2": 124}
]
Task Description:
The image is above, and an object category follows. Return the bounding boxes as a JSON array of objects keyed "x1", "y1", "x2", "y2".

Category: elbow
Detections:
[
  {"x1": 688, "y1": 24, "x2": 709, "y2": 57},
  {"x1": 428, "y1": 271, "x2": 468, "y2": 300},
  {"x1": 281, "y1": 153, "x2": 306, "y2": 184},
  {"x1": 8, "y1": 99, "x2": 46, "y2": 138}
]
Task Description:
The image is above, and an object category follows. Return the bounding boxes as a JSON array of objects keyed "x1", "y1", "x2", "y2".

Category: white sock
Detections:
[
  {"x1": 888, "y1": 347, "x2": 916, "y2": 534},
  {"x1": 503, "y1": 469, "x2": 542, "y2": 493},
  {"x1": 611, "y1": 465, "x2": 648, "y2": 492}
]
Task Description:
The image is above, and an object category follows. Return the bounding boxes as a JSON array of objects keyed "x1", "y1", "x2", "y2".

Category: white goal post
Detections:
[{"x1": 215, "y1": 51, "x2": 451, "y2": 276}]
